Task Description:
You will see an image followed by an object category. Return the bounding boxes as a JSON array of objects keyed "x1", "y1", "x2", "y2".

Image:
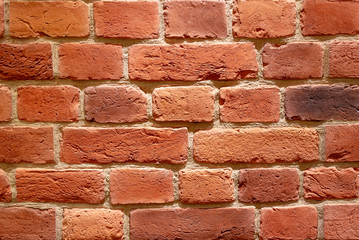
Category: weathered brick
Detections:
[
  {"x1": 85, "y1": 86, "x2": 147, "y2": 123},
  {"x1": 59, "y1": 43, "x2": 123, "y2": 80},
  {"x1": 17, "y1": 86, "x2": 79, "y2": 122},
  {"x1": 0, "y1": 86, "x2": 11, "y2": 121},
  {"x1": 193, "y1": 128, "x2": 319, "y2": 164},
  {"x1": 61, "y1": 128, "x2": 188, "y2": 164},
  {"x1": 110, "y1": 168, "x2": 174, "y2": 204},
  {"x1": 9, "y1": 1, "x2": 89, "y2": 38},
  {"x1": 16, "y1": 169, "x2": 105, "y2": 203},
  {"x1": 220, "y1": 87, "x2": 280, "y2": 122},
  {"x1": 130, "y1": 208, "x2": 255, "y2": 239},
  {"x1": 129, "y1": 44, "x2": 258, "y2": 81},
  {"x1": 153, "y1": 86, "x2": 215, "y2": 122},
  {"x1": 0, "y1": 0, "x2": 4, "y2": 37},
  {"x1": 0, "y1": 169, "x2": 11, "y2": 202},
  {"x1": 263, "y1": 43, "x2": 323, "y2": 79},
  {"x1": 329, "y1": 41, "x2": 359, "y2": 78}
]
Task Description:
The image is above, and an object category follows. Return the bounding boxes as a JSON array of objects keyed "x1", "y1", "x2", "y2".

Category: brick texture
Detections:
[
  {"x1": 0, "y1": 0, "x2": 3, "y2": 37},
  {"x1": 0, "y1": 86, "x2": 11, "y2": 121},
  {"x1": 0, "y1": 169, "x2": 11, "y2": 202},
  {"x1": 329, "y1": 41, "x2": 359, "y2": 78}
]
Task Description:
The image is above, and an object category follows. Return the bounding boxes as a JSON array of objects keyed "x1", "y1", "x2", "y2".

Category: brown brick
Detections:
[
  {"x1": 110, "y1": 168, "x2": 174, "y2": 204},
  {"x1": 0, "y1": 169, "x2": 11, "y2": 202},
  {"x1": 0, "y1": 0, "x2": 4, "y2": 37},
  {"x1": 329, "y1": 41, "x2": 359, "y2": 78},
  {"x1": 263, "y1": 43, "x2": 323, "y2": 79},
  {"x1": 220, "y1": 87, "x2": 280, "y2": 123},
  {"x1": 17, "y1": 86, "x2": 79, "y2": 122},
  {"x1": 0, "y1": 86, "x2": 11, "y2": 121},
  {"x1": 16, "y1": 169, "x2": 105, "y2": 203},
  {"x1": 59, "y1": 43, "x2": 123, "y2": 80},
  {"x1": 153, "y1": 86, "x2": 215, "y2": 122},
  {"x1": 129, "y1": 44, "x2": 258, "y2": 81},
  {"x1": 130, "y1": 208, "x2": 255, "y2": 239},
  {"x1": 238, "y1": 168, "x2": 299, "y2": 203},
  {"x1": 9, "y1": 1, "x2": 89, "y2": 38},
  {"x1": 85, "y1": 86, "x2": 147, "y2": 123},
  {"x1": 61, "y1": 127, "x2": 188, "y2": 164},
  {"x1": 193, "y1": 128, "x2": 319, "y2": 164}
]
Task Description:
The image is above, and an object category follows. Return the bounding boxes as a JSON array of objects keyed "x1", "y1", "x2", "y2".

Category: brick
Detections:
[
  {"x1": 0, "y1": 0, "x2": 4, "y2": 37},
  {"x1": 61, "y1": 128, "x2": 188, "y2": 164},
  {"x1": 193, "y1": 128, "x2": 318, "y2": 164},
  {"x1": 285, "y1": 85, "x2": 359, "y2": 121},
  {"x1": 0, "y1": 43, "x2": 53, "y2": 80},
  {"x1": 129, "y1": 44, "x2": 258, "y2": 81},
  {"x1": 164, "y1": 0, "x2": 227, "y2": 38},
  {"x1": 130, "y1": 208, "x2": 255, "y2": 239},
  {"x1": 85, "y1": 86, "x2": 147, "y2": 123},
  {"x1": 16, "y1": 169, "x2": 105, "y2": 203},
  {"x1": 233, "y1": 0, "x2": 296, "y2": 38},
  {"x1": 0, "y1": 169, "x2": 11, "y2": 202},
  {"x1": 17, "y1": 86, "x2": 79, "y2": 122},
  {"x1": 179, "y1": 168, "x2": 233, "y2": 204},
  {"x1": 0, "y1": 127, "x2": 53, "y2": 164},
  {"x1": 59, "y1": 43, "x2": 123, "y2": 80},
  {"x1": 220, "y1": 87, "x2": 280, "y2": 122},
  {"x1": 260, "y1": 207, "x2": 318, "y2": 240},
  {"x1": 153, "y1": 86, "x2": 215, "y2": 122},
  {"x1": 63, "y1": 209, "x2": 124, "y2": 240},
  {"x1": 301, "y1": 0, "x2": 359, "y2": 36},
  {"x1": 0, "y1": 207, "x2": 55, "y2": 239},
  {"x1": 263, "y1": 43, "x2": 323, "y2": 79},
  {"x1": 238, "y1": 168, "x2": 299, "y2": 203},
  {"x1": 9, "y1": 1, "x2": 89, "y2": 38},
  {"x1": 94, "y1": 1, "x2": 159, "y2": 39},
  {"x1": 0, "y1": 86, "x2": 11, "y2": 121},
  {"x1": 110, "y1": 168, "x2": 174, "y2": 204},
  {"x1": 329, "y1": 41, "x2": 359, "y2": 78}
]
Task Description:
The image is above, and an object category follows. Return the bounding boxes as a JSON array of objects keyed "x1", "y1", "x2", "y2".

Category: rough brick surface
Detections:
[
  {"x1": 153, "y1": 86, "x2": 215, "y2": 122},
  {"x1": 0, "y1": 86, "x2": 11, "y2": 121},
  {"x1": 16, "y1": 169, "x2": 105, "y2": 203},
  {"x1": 193, "y1": 128, "x2": 319, "y2": 163},
  {"x1": 164, "y1": 0, "x2": 227, "y2": 39},
  {"x1": 220, "y1": 87, "x2": 280, "y2": 122},
  {"x1": 63, "y1": 209, "x2": 124, "y2": 240},
  {"x1": 110, "y1": 168, "x2": 174, "y2": 204},
  {"x1": 263, "y1": 43, "x2": 323, "y2": 79},
  {"x1": 85, "y1": 86, "x2": 147, "y2": 123},
  {"x1": 0, "y1": 169, "x2": 11, "y2": 202},
  {"x1": 238, "y1": 168, "x2": 299, "y2": 203},
  {"x1": 329, "y1": 41, "x2": 359, "y2": 78},
  {"x1": 0, "y1": 207, "x2": 55, "y2": 240},
  {"x1": 260, "y1": 207, "x2": 318, "y2": 240},
  {"x1": 9, "y1": 1, "x2": 89, "y2": 38},
  {"x1": 61, "y1": 128, "x2": 188, "y2": 164},
  {"x1": 233, "y1": 0, "x2": 296, "y2": 38},
  {"x1": 17, "y1": 86, "x2": 79, "y2": 122},
  {"x1": 0, "y1": 0, "x2": 4, "y2": 37},
  {"x1": 94, "y1": 1, "x2": 159, "y2": 39},
  {"x1": 129, "y1": 44, "x2": 258, "y2": 81},
  {"x1": 59, "y1": 43, "x2": 123, "y2": 80},
  {"x1": 179, "y1": 168, "x2": 233, "y2": 204},
  {"x1": 0, "y1": 43, "x2": 53, "y2": 80},
  {"x1": 130, "y1": 208, "x2": 255, "y2": 239},
  {"x1": 0, "y1": 127, "x2": 54, "y2": 164},
  {"x1": 285, "y1": 85, "x2": 359, "y2": 121}
]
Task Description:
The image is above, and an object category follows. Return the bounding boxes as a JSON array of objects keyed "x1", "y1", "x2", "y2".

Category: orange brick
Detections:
[
  {"x1": 0, "y1": 86, "x2": 11, "y2": 121},
  {"x1": 0, "y1": 169, "x2": 11, "y2": 202}
]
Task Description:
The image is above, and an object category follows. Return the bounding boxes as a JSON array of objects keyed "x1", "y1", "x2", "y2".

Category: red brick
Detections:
[
  {"x1": 238, "y1": 168, "x2": 299, "y2": 203},
  {"x1": 0, "y1": 169, "x2": 11, "y2": 202},
  {"x1": 59, "y1": 43, "x2": 123, "y2": 80},
  {"x1": 129, "y1": 44, "x2": 258, "y2": 81},
  {"x1": 179, "y1": 168, "x2": 233, "y2": 204},
  {"x1": 193, "y1": 128, "x2": 319, "y2": 164},
  {"x1": 9, "y1": 1, "x2": 89, "y2": 38},
  {"x1": 301, "y1": 0, "x2": 359, "y2": 36},
  {"x1": 0, "y1": 0, "x2": 4, "y2": 37},
  {"x1": 0, "y1": 207, "x2": 55, "y2": 239},
  {"x1": 63, "y1": 209, "x2": 124, "y2": 240},
  {"x1": 110, "y1": 168, "x2": 174, "y2": 204},
  {"x1": 61, "y1": 127, "x2": 188, "y2": 164},
  {"x1": 17, "y1": 86, "x2": 79, "y2": 122},
  {"x1": 85, "y1": 86, "x2": 147, "y2": 123},
  {"x1": 94, "y1": 1, "x2": 159, "y2": 39},
  {"x1": 260, "y1": 206, "x2": 318, "y2": 240},
  {"x1": 153, "y1": 86, "x2": 215, "y2": 122},
  {"x1": 0, "y1": 43, "x2": 53, "y2": 80},
  {"x1": 329, "y1": 41, "x2": 359, "y2": 78},
  {"x1": 220, "y1": 87, "x2": 280, "y2": 123},
  {"x1": 0, "y1": 86, "x2": 11, "y2": 121},
  {"x1": 233, "y1": 0, "x2": 296, "y2": 38},
  {"x1": 263, "y1": 43, "x2": 323, "y2": 79},
  {"x1": 130, "y1": 208, "x2": 255, "y2": 239},
  {"x1": 0, "y1": 127, "x2": 53, "y2": 164},
  {"x1": 16, "y1": 169, "x2": 105, "y2": 203},
  {"x1": 164, "y1": 0, "x2": 227, "y2": 38}
]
